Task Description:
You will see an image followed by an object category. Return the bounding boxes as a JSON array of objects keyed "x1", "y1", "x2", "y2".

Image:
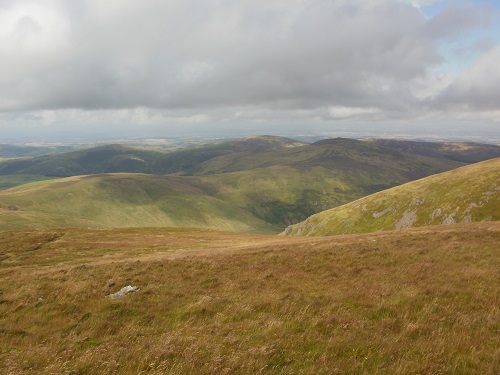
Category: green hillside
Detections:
[
  {"x1": 0, "y1": 157, "x2": 475, "y2": 233},
  {"x1": 0, "y1": 174, "x2": 56, "y2": 190},
  {"x1": 192, "y1": 138, "x2": 471, "y2": 176},
  {"x1": 0, "y1": 164, "x2": 414, "y2": 232},
  {"x1": 283, "y1": 158, "x2": 500, "y2": 236},
  {"x1": 1, "y1": 138, "x2": 498, "y2": 233},
  {"x1": 2, "y1": 137, "x2": 499, "y2": 180},
  {"x1": 0, "y1": 174, "x2": 277, "y2": 233},
  {"x1": 0, "y1": 136, "x2": 305, "y2": 177},
  {"x1": 197, "y1": 164, "x2": 429, "y2": 227}
]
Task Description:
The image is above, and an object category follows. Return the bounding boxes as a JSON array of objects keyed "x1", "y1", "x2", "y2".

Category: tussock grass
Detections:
[{"x1": 1, "y1": 222, "x2": 499, "y2": 373}]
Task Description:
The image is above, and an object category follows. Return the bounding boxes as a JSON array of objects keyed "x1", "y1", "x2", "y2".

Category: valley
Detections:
[
  {"x1": 0, "y1": 136, "x2": 499, "y2": 374},
  {"x1": 3, "y1": 2, "x2": 500, "y2": 373},
  {"x1": 1, "y1": 136, "x2": 499, "y2": 233}
]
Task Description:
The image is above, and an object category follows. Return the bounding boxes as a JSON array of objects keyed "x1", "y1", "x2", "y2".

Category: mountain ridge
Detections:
[{"x1": 2, "y1": 137, "x2": 500, "y2": 179}]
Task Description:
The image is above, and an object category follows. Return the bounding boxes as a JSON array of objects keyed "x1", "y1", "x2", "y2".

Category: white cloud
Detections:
[
  {"x1": 0, "y1": 0, "x2": 497, "y2": 135},
  {"x1": 433, "y1": 46, "x2": 500, "y2": 110},
  {"x1": 328, "y1": 106, "x2": 380, "y2": 119}
]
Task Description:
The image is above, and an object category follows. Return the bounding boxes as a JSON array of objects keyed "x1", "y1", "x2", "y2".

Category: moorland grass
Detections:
[{"x1": 0, "y1": 222, "x2": 498, "y2": 374}]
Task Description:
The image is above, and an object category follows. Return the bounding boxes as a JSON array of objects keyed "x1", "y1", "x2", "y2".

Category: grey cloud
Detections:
[
  {"x1": 431, "y1": 46, "x2": 500, "y2": 110},
  {"x1": 0, "y1": 0, "x2": 496, "y2": 115},
  {"x1": 424, "y1": 2, "x2": 492, "y2": 39}
]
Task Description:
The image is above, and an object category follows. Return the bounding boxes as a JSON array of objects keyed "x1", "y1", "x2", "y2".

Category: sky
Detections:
[{"x1": 0, "y1": 0, "x2": 499, "y2": 141}]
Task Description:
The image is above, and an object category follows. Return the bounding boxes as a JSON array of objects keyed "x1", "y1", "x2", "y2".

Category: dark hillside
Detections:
[
  {"x1": 0, "y1": 136, "x2": 305, "y2": 177},
  {"x1": 0, "y1": 144, "x2": 75, "y2": 158},
  {"x1": 367, "y1": 139, "x2": 500, "y2": 163},
  {"x1": 192, "y1": 138, "x2": 465, "y2": 179}
]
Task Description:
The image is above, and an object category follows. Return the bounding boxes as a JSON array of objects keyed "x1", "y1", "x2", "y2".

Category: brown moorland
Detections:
[{"x1": 0, "y1": 222, "x2": 499, "y2": 374}]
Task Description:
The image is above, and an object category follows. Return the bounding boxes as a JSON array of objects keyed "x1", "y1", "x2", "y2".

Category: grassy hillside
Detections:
[
  {"x1": 198, "y1": 164, "x2": 416, "y2": 226},
  {"x1": 0, "y1": 144, "x2": 167, "y2": 176},
  {"x1": 0, "y1": 174, "x2": 277, "y2": 233},
  {"x1": 192, "y1": 138, "x2": 470, "y2": 176},
  {"x1": 283, "y1": 158, "x2": 500, "y2": 236},
  {"x1": 0, "y1": 222, "x2": 498, "y2": 373},
  {"x1": 1, "y1": 138, "x2": 498, "y2": 232},
  {"x1": 0, "y1": 136, "x2": 306, "y2": 177},
  {"x1": 2, "y1": 137, "x2": 499, "y2": 179},
  {"x1": 0, "y1": 157, "x2": 473, "y2": 232},
  {"x1": 0, "y1": 175, "x2": 56, "y2": 190},
  {"x1": 0, "y1": 165, "x2": 410, "y2": 232}
]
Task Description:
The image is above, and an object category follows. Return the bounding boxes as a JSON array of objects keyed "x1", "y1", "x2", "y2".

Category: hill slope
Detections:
[
  {"x1": 0, "y1": 164, "x2": 425, "y2": 232},
  {"x1": 1, "y1": 139, "x2": 498, "y2": 232},
  {"x1": 1, "y1": 222, "x2": 498, "y2": 373},
  {"x1": 192, "y1": 138, "x2": 471, "y2": 175},
  {"x1": 0, "y1": 156, "x2": 475, "y2": 232},
  {"x1": 283, "y1": 158, "x2": 500, "y2": 236},
  {"x1": 2, "y1": 137, "x2": 499, "y2": 179},
  {"x1": 0, "y1": 136, "x2": 306, "y2": 177},
  {"x1": 0, "y1": 173, "x2": 277, "y2": 233}
]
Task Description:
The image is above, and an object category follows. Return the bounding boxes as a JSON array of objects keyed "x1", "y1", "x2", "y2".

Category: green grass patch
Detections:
[{"x1": 0, "y1": 175, "x2": 56, "y2": 190}]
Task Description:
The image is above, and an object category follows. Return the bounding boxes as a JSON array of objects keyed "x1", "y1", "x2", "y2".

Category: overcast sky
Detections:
[{"x1": 0, "y1": 0, "x2": 499, "y2": 141}]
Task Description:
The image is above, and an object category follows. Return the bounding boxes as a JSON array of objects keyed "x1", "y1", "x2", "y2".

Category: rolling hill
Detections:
[
  {"x1": 0, "y1": 165, "x2": 420, "y2": 232},
  {"x1": 1, "y1": 222, "x2": 498, "y2": 373},
  {"x1": 192, "y1": 138, "x2": 460, "y2": 175},
  {"x1": 0, "y1": 136, "x2": 306, "y2": 177},
  {"x1": 0, "y1": 160, "x2": 479, "y2": 232},
  {"x1": 283, "y1": 158, "x2": 500, "y2": 236},
  {"x1": 1, "y1": 137, "x2": 499, "y2": 373},
  {"x1": 0, "y1": 173, "x2": 277, "y2": 233},
  {"x1": 0, "y1": 144, "x2": 75, "y2": 158},
  {"x1": 2, "y1": 137, "x2": 499, "y2": 180},
  {"x1": 1, "y1": 138, "x2": 499, "y2": 232},
  {"x1": 366, "y1": 139, "x2": 500, "y2": 163}
]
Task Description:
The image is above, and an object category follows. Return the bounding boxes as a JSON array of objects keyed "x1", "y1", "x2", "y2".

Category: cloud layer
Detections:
[{"x1": 0, "y1": 0, "x2": 498, "y2": 133}]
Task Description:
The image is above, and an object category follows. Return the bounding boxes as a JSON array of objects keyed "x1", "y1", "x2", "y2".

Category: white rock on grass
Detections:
[{"x1": 107, "y1": 285, "x2": 139, "y2": 299}]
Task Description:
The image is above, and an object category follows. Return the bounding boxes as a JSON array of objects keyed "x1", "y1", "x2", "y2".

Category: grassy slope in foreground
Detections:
[
  {"x1": 284, "y1": 157, "x2": 500, "y2": 236},
  {"x1": 0, "y1": 222, "x2": 498, "y2": 373}
]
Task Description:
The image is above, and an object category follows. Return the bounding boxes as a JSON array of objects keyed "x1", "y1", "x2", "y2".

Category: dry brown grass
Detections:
[{"x1": 0, "y1": 222, "x2": 499, "y2": 374}]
